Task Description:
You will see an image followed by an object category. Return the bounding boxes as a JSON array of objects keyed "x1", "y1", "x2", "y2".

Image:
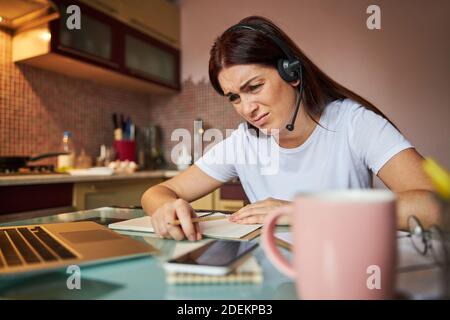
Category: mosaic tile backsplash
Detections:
[{"x1": 0, "y1": 28, "x2": 241, "y2": 166}]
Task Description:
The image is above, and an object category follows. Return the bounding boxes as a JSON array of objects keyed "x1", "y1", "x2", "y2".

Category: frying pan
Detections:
[{"x1": 0, "y1": 152, "x2": 68, "y2": 170}]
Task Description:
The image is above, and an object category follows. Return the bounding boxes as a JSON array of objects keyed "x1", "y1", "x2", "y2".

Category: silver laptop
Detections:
[{"x1": 0, "y1": 221, "x2": 155, "y2": 276}]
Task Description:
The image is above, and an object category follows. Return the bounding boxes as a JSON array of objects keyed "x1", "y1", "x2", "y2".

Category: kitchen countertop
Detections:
[{"x1": 0, "y1": 170, "x2": 181, "y2": 186}]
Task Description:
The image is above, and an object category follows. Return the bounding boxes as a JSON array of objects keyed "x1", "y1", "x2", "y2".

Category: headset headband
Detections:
[{"x1": 226, "y1": 23, "x2": 297, "y2": 62}]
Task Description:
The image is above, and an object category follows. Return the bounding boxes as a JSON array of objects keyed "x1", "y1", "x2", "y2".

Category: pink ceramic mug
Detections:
[{"x1": 262, "y1": 190, "x2": 397, "y2": 299}]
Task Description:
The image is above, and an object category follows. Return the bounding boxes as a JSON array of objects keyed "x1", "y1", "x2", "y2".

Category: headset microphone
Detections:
[{"x1": 285, "y1": 63, "x2": 303, "y2": 131}]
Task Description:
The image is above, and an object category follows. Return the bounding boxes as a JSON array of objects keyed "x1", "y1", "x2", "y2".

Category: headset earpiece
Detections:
[{"x1": 277, "y1": 58, "x2": 300, "y2": 82}]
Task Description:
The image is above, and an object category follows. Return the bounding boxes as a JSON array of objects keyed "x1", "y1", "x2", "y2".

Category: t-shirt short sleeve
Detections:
[
  {"x1": 194, "y1": 130, "x2": 239, "y2": 182},
  {"x1": 349, "y1": 105, "x2": 413, "y2": 175}
]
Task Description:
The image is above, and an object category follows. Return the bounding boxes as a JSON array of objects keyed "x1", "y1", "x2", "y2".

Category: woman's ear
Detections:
[{"x1": 290, "y1": 79, "x2": 300, "y2": 88}]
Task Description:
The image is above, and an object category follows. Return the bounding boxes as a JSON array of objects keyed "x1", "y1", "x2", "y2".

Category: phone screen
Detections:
[{"x1": 169, "y1": 240, "x2": 258, "y2": 267}]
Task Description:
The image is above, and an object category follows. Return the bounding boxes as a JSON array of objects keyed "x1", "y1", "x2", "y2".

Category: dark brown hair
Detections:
[{"x1": 209, "y1": 16, "x2": 394, "y2": 128}]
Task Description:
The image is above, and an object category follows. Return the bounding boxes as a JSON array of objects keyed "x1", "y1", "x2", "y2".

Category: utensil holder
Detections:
[{"x1": 113, "y1": 140, "x2": 136, "y2": 161}]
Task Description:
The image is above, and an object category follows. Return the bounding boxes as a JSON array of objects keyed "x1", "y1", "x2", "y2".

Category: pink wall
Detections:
[{"x1": 179, "y1": 0, "x2": 450, "y2": 169}]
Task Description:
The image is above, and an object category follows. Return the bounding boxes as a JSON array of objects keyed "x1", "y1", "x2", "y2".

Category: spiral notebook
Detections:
[
  {"x1": 165, "y1": 256, "x2": 263, "y2": 285},
  {"x1": 108, "y1": 212, "x2": 262, "y2": 241}
]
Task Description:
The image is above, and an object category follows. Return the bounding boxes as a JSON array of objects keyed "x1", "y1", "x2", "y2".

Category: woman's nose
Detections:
[{"x1": 240, "y1": 96, "x2": 259, "y2": 118}]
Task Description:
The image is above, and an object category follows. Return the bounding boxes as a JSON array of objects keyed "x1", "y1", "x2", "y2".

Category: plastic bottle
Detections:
[
  {"x1": 176, "y1": 145, "x2": 192, "y2": 171},
  {"x1": 57, "y1": 131, "x2": 75, "y2": 172}
]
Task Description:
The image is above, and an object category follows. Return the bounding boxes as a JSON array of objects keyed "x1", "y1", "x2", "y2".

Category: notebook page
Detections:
[
  {"x1": 108, "y1": 211, "x2": 211, "y2": 233},
  {"x1": 109, "y1": 212, "x2": 261, "y2": 239},
  {"x1": 109, "y1": 216, "x2": 154, "y2": 232},
  {"x1": 199, "y1": 213, "x2": 262, "y2": 239},
  {"x1": 275, "y1": 232, "x2": 292, "y2": 244}
]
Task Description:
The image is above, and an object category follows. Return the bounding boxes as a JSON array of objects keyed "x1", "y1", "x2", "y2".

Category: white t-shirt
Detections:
[{"x1": 195, "y1": 98, "x2": 413, "y2": 203}]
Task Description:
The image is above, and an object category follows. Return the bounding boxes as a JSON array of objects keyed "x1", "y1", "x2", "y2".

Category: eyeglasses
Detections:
[{"x1": 407, "y1": 215, "x2": 449, "y2": 267}]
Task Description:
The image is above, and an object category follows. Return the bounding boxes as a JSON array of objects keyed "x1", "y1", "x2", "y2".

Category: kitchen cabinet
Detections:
[
  {"x1": 78, "y1": 0, "x2": 123, "y2": 20},
  {"x1": 215, "y1": 183, "x2": 249, "y2": 211},
  {"x1": 214, "y1": 191, "x2": 246, "y2": 212},
  {"x1": 75, "y1": 178, "x2": 248, "y2": 212},
  {"x1": 79, "y1": 0, "x2": 180, "y2": 48},
  {"x1": 190, "y1": 192, "x2": 215, "y2": 211},
  {"x1": 57, "y1": 2, "x2": 115, "y2": 65},
  {"x1": 73, "y1": 178, "x2": 163, "y2": 210},
  {"x1": 0, "y1": 171, "x2": 178, "y2": 220},
  {"x1": 190, "y1": 183, "x2": 249, "y2": 212},
  {"x1": 119, "y1": 0, "x2": 180, "y2": 48},
  {"x1": 0, "y1": 183, "x2": 74, "y2": 222},
  {"x1": 0, "y1": 174, "x2": 247, "y2": 222},
  {"x1": 12, "y1": 0, "x2": 180, "y2": 93},
  {"x1": 124, "y1": 33, "x2": 177, "y2": 86}
]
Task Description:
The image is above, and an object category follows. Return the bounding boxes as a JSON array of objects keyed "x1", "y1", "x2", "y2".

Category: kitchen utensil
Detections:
[{"x1": 0, "y1": 152, "x2": 68, "y2": 170}]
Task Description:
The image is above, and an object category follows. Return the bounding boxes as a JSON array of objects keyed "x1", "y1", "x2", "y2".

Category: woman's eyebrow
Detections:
[{"x1": 224, "y1": 75, "x2": 261, "y2": 96}]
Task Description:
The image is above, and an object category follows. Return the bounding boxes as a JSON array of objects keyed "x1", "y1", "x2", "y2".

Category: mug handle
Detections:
[{"x1": 262, "y1": 205, "x2": 296, "y2": 279}]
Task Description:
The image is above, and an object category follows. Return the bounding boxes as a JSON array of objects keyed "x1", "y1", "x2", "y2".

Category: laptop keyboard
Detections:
[{"x1": 0, "y1": 226, "x2": 77, "y2": 269}]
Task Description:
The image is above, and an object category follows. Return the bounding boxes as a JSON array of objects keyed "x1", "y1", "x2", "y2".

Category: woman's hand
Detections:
[
  {"x1": 151, "y1": 199, "x2": 201, "y2": 241},
  {"x1": 229, "y1": 198, "x2": 291, "y2": 224}
]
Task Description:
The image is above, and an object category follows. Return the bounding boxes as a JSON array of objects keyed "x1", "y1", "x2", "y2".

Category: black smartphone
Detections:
[{"x1": 164, "y1": 240, "x2": 259, "y2": 275}]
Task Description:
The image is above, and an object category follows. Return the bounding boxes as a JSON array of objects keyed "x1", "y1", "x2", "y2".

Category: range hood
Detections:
[{"x1": 0, "y1": 0, "x2": 59, "y2": 32}]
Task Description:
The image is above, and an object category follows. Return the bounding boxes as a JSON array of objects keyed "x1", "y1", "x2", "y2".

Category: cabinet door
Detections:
[
  {"x1": 190, "y1": 192, "x2": 215, "y2": 211},
  {"x1": 56, "y1": 3, "x2": 116, "y2": 67},
  {"x1": 120, "y1": 0, "x2": 180, "y2": 48},
  {"x1": 47, "y1": 0, "x2": 179, "y2": 92},
  {"x1": 214, "y1": 184, "x2": 248, "y2": 211},
  {"x1": 74, "y1": 179, "x2": 163, "y2": 210},
  {"x1": 79, "y1": 0, "x2": 179, "y2": 48},
  {"x1": 78, "y1": 0, "x2": 123, "y2": 19},
  {"x1": 214, "y1": 195, "x2": 245, "y2": 212},
  {"x1": 124, "y1": 34, "x2": 178, "y2": 87}
]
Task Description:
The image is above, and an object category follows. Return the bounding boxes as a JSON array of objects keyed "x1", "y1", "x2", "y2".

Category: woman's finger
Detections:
[
  {"x1": 164, "y1": 210, "x2": 186, "y2": 241},
  {"x1": 152, "y1": 220, "x2": 161, "y2": 237},
  {"x1": 235, "y1": 214, "x2": 265, "y2": 224},
  {"x1": 175, "y1": 204, "x2": 197, "y2": 241},
  {"x1": 232, "y1": 200, "x2": 272, "y2": 216},
  {"x1": 231, "y1": 206, "x2": 272, "y2": 220},
  {"x1": 158, "y1": 220, "x2": 171, "y2": 239},
  {"x1": 193, "y1": 212, "x2": 202, "y2": 240}
]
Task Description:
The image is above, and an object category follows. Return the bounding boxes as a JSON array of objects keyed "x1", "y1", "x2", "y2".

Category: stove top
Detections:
[{"x1": 0, "y1": 165, "x2": 57, "y2": 175}]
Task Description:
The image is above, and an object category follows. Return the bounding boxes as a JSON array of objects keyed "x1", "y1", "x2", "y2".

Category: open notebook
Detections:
[{"x1": 108, "y1": 212, "x2": 262, "y2": 241}]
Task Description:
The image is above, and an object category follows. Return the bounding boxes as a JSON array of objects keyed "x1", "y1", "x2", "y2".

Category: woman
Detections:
[{"x1": 141, "y1": 16, "x2": 439, "y2": 241}]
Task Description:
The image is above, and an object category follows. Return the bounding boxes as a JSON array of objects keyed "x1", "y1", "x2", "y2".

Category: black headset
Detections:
[{"x1": 225, "y1": 23, "x2": 304, "y2": 131}]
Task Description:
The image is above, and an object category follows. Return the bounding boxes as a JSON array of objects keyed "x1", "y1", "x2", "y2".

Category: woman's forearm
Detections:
[
  {"x1": 141, "y1": 185, "x2": 179, "y2": 215},
  {"x1": 396, "y1": 190, "x2": 442, "y2": 231}
]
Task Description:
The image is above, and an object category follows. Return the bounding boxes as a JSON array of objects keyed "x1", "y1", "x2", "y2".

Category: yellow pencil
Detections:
[
  {"x1": 423, "y1": 157, "x2": 450, "y2": 200},
  {"x1": 168, "y1": 215, "x2": 229, "y2": 226}
]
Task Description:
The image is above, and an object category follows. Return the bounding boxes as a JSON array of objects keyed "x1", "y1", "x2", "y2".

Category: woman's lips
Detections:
[{"x1": 253, "y1": 112, "x2": 270, "y2": 126}]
